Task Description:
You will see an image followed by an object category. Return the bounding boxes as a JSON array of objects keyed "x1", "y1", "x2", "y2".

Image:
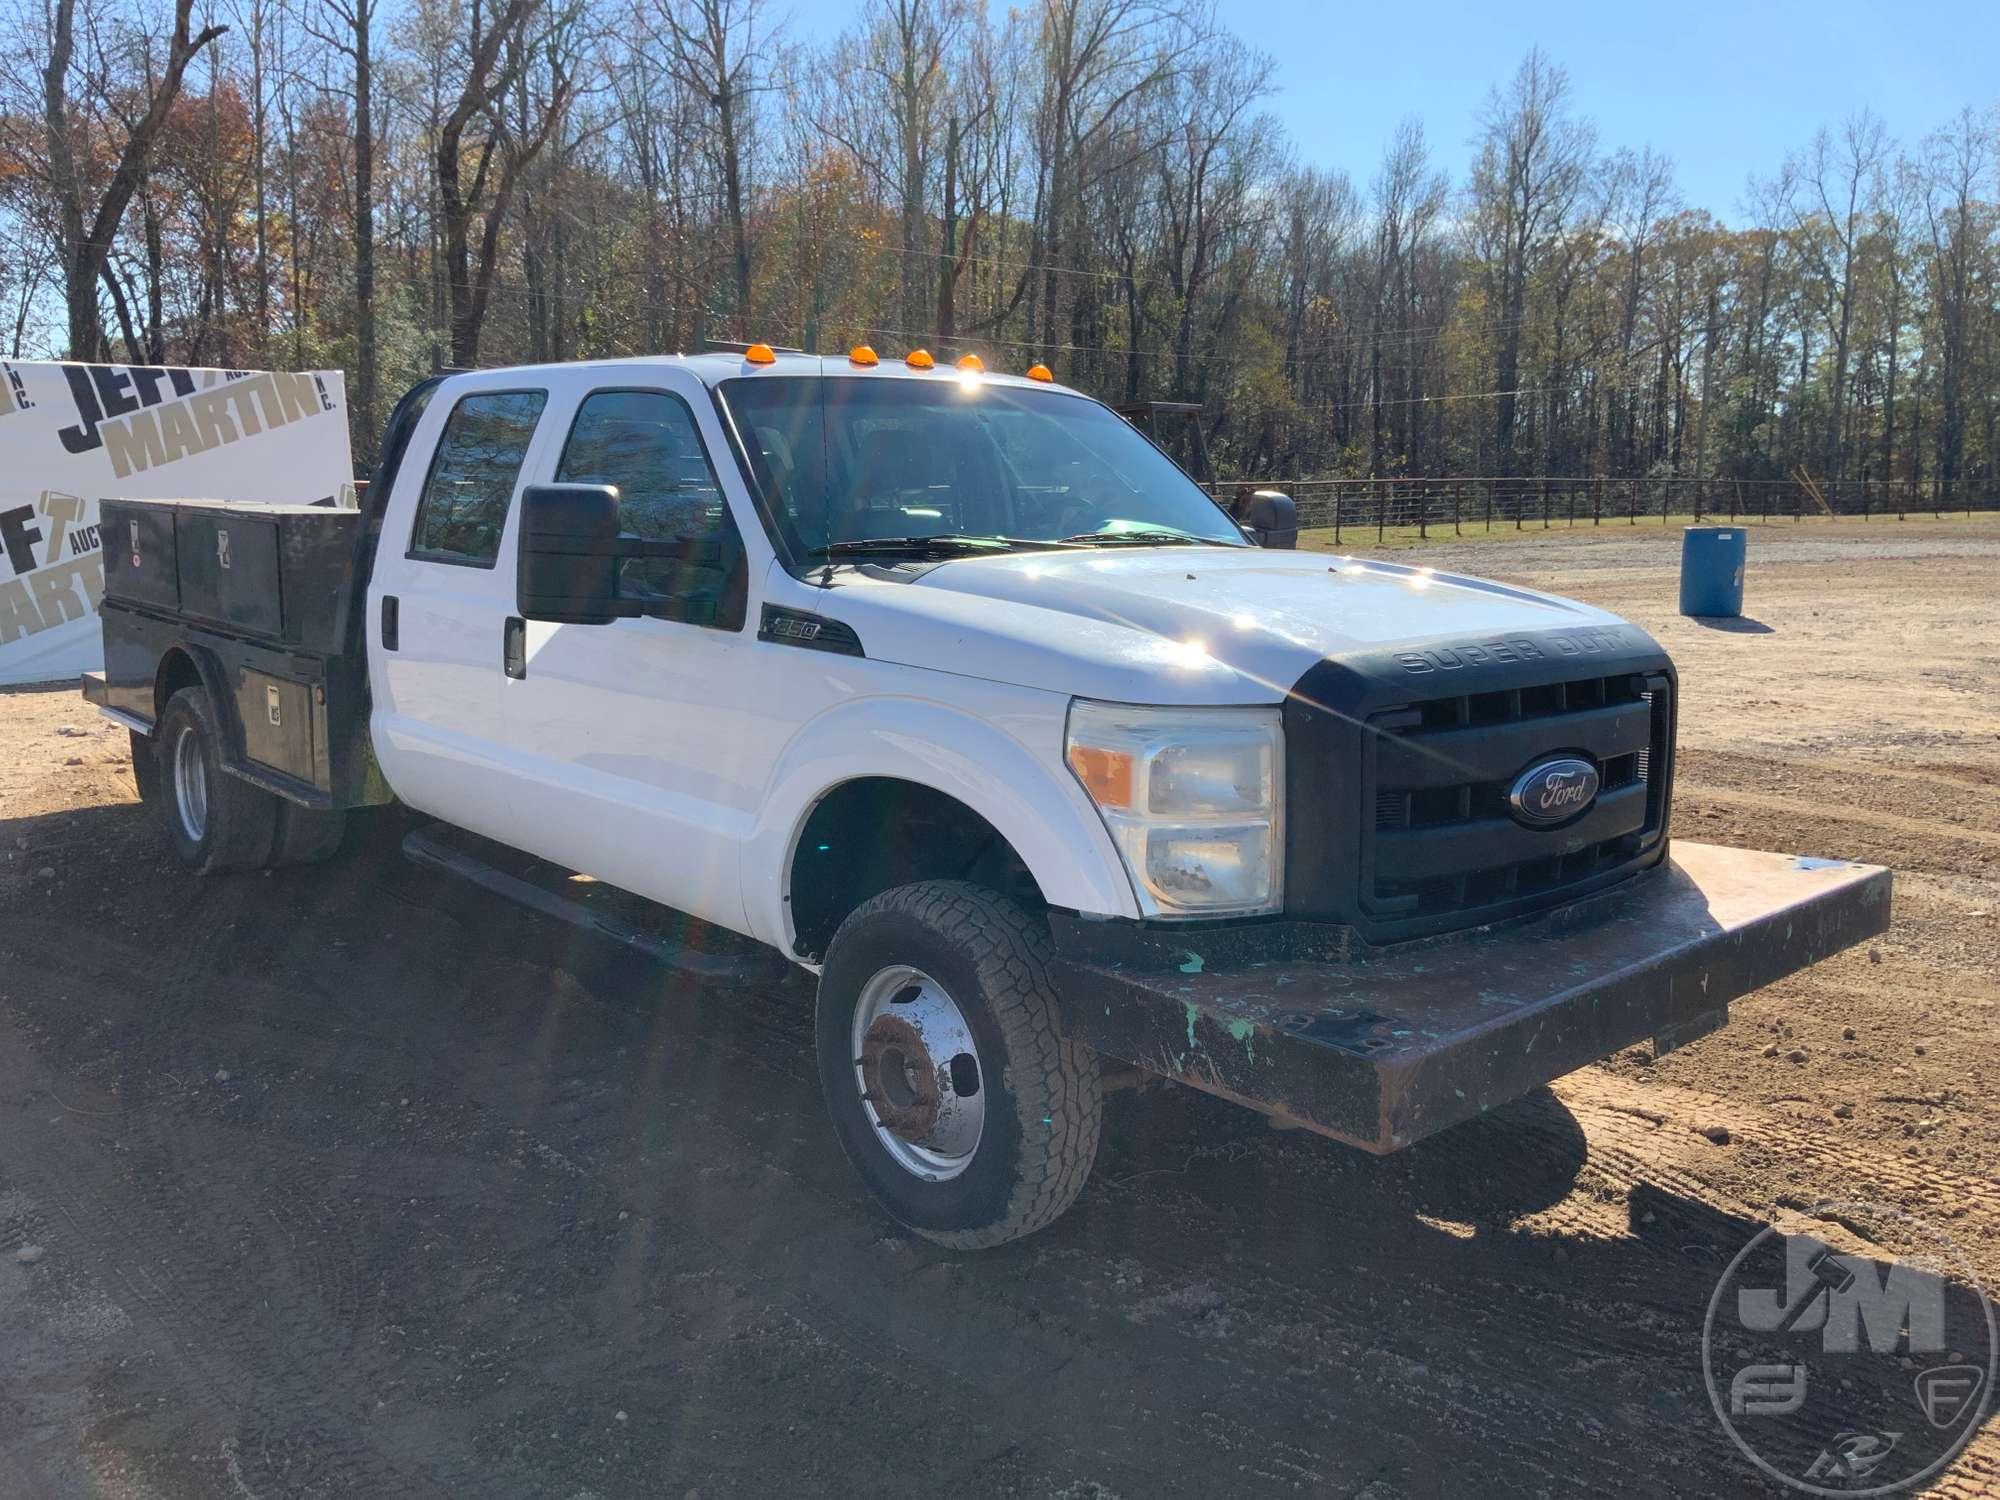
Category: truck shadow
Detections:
[{"x1": 3, "y1": 796, "x2": 1990, "y2": 1495}]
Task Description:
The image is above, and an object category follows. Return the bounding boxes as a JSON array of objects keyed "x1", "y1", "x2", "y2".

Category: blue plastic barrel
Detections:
[{"x1": 1679, "y1": 525, "x2": 1746, "y2": 617}]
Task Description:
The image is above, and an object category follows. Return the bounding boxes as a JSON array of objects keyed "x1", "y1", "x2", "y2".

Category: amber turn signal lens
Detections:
[
  {"x1": 1066, "y1": 744, "x2": 1134, "y2": 810},
  {"x1": 904, "y1": 348, "x2": 935, "y2": 370},
  {"x1": 744, "y1": 343, "x2": 777, "y2": 366},
  {"x1": 849, "y1": 345, "x2": 879, "y2": 366},
  {"x1": 1025, "y1": 364, "x2": 1054, "y2": 382},
  {"x1": 956, "y1": 353, "x2": 985, "y2": 373}
]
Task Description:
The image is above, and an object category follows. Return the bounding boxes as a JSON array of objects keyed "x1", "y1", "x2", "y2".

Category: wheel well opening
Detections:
[
  {"x1": 154, "y1": 649, "x2": 203, "y2": 725},
  {"x1": 788, "y1": 778, "x2": 1044, "y2": 962}
]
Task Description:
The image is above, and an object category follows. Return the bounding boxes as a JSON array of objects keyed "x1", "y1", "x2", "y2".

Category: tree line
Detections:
[{"x1": 2, "y1": 0, "x2": 1996, "y2": 497}]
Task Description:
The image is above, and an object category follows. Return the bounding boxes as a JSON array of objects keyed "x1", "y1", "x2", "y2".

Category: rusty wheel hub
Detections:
[{"x1": 850, "y1": 966, "x2": 985, "y2": 1181}]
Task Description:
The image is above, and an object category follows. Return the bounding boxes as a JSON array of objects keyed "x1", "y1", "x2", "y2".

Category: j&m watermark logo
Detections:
[{"x1": 1703, "y1": 1201, "x2": 1994, "y2": 1494}]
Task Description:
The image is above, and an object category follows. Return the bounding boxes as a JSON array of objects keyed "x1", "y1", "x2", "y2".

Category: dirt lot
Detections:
[{"x1": 2, "y1": 520, "x2": 1996, "y2": 1497}]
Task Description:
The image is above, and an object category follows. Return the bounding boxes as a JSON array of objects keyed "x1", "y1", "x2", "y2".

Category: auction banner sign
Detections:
[{"x1": 0, "y1": 360, "x2": 355, "y2": 686}]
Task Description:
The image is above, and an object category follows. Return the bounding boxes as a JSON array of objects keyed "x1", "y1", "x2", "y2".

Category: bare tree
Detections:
[
  {"x1": 1780, "y1": 110, "x2": 1888, "y2": 478},
  {"x1": 1917, "y1": 108, "x2": 1991, "y2": 503},
  {"x1": 1469, "y1": 47, "x2": 1594, "y2": 473},
  {"x1": 653, "y1": 0, "x2": 769, "y2": 330},
  {"x1": 1369, "y1": 119, "x2": 1446, "y2": 474},
  {"x1": 434, "y1": 0, "x2": 579, "y2": 364},
  {"x1": 1605, "y1": 145, "x2": 1677, "y2": 475},
  {"x1": 41, "y1": 0, "x2": 227, "y2": 357},
  {"x1": 307, "y1": 0, "x2": 382, "y2": 453},
  {"x1": 1025, "y1": 0, "x2": 1186, "y2": 358}
]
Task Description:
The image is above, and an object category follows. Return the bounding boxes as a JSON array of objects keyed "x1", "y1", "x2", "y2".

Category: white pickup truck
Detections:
[{"x1": 85, "y1": 347, "x2": 1890, "y2": 1247}]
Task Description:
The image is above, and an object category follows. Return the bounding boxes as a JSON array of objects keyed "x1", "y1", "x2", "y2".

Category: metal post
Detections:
[
  {"x1": 1333, "y1": 489, "x2": 1342, "y2": 546},
  {"x1": 1453, "y1": 480, "x2": 1462, "y2": 536},
  {"x1": 1377, "y1": 483, "x2": 1386, "y2": 544},
  {"x1": 1419, "y1": 482, "x2": 1428, "y2": 541},
  {"x1": 1592, "y1": 479, "x2": 1602, "y2": 525}
]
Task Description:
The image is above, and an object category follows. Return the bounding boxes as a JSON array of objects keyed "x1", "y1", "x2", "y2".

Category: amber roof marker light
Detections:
[
  {"x1": 904, "y1": 348, "x2": 935, "y2": 370},
  {"x1": 1026, "y1": 363, "x2": 1054, "y2": 383},
  {"x1": 744, "y1": 343, "x2": 777, "y2": 366},
  {"x1": 955, "y1": 353, "x2": 985, "y2": 373},
  {"x1": 848, "y1": 345, "x2": 879, "y2": 367}
]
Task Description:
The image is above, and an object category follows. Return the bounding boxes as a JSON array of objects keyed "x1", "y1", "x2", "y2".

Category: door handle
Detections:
[
  {"x1": 503, "y1": 616, "x2": 526, "y2": 679},
  {"x1": 380, "y1": 594, "x2": 399, "y2": 650}
]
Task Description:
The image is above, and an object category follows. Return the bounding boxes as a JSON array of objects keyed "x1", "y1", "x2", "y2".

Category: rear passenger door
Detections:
[{"x1": 367, "y1": 381, "x2": 554, "y2": 837}]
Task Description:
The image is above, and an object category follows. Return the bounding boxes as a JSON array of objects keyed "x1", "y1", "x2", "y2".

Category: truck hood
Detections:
[{"x1": 825, "y1": 547, "x2": 1641, "y2": 704}]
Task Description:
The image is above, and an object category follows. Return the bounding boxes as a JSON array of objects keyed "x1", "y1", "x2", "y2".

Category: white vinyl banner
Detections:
[{"x1": 0, "y1": 360, "x2": 356, "y2": 686}]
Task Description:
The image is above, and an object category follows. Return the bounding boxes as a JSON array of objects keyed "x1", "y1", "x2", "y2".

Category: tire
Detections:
[
  {"x1": 130, "y1": 728, "x2": 161, "y2": 805},
  {"x1": 156, "y1": 687, "x2": 278, "y2": 875},
  {"x1": 270, "y1": 802, "x2": 349, "y2": 867},
  {"x1": 816, "y1": 880, "x2": 1102, "y2": 1249}
]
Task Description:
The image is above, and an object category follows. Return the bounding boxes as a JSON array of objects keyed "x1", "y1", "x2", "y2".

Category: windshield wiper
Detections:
[
  {"x1": 808, "y1": 534, "x2": 1079, "y2": 559},
  {"x1": 1058, "y1": 528, "x2": 1235, "y2": 547}
]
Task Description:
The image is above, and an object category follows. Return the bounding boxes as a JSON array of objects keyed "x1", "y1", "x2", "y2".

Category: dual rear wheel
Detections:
[{"x1": 149, "y1": 686, "x2": 348, "y2": 874}]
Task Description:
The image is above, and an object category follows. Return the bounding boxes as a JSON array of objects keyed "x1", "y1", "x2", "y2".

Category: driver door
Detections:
[{"x1": 489, "y1": 371, "x2": 772, "y2": 933}]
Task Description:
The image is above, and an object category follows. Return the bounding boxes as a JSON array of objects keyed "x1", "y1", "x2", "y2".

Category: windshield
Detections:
[{"x1": 718, "y1": 376, "x2": 1247, "y2": 564}]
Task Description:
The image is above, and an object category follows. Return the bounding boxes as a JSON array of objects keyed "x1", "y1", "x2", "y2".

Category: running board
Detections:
[{"x1": 402, "y1": 823, "x2": 791, "y2": 984}]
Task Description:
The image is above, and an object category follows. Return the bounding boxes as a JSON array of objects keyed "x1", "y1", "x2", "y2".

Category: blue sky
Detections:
[{"x1": 785, "y1": 0, "x2": 2000, "y2": 222}]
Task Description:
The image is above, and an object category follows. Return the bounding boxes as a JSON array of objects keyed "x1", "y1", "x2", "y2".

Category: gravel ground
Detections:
[{"x1": 1, "y1": 519, "x2": 1996, "y2": 1497}]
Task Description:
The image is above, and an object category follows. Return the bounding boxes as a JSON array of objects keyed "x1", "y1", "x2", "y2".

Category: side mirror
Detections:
[
  {"x1": 1241, "y1": 490, "x2": 1297, "y2": 549},
  {"x1": 517, "y1": 483, "x2": 636, "y2": 625}
]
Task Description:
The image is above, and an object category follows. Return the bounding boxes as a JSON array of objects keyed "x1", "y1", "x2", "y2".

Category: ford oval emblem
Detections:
[{"x1": 1507, "y1": 756, "x2": 1600, "y2": 828}]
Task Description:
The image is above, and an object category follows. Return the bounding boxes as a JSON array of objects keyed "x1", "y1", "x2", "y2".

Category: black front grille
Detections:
[{"x1": 1363, "y1": 672, "x2": 1674, "y2": 922}]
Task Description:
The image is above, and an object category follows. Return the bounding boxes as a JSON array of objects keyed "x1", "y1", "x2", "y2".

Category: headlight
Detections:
[{"x1": 1064, "y1": 700, "x2": 1284, "y2": 918}]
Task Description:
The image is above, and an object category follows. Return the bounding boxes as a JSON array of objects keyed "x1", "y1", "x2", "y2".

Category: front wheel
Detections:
[{"x1": 815, "y1": 881, "x2": 1102, "y2": 1249}]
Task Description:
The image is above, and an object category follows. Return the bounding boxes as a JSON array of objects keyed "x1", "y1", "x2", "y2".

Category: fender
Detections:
[
  {"x1": 155, "y1": 639, "x2": 240, "y2": 754},
  {"x1": 744, "y1": 694, "x2": 1142, "y2": 953}
]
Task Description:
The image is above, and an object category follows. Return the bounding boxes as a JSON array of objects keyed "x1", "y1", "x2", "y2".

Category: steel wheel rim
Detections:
[
  {"x1": 850, "y1": 964, "x2": 985, "y2": 1182},
  {"x1": 172, "y1": 723, "x2": 208, "y2": 843}
]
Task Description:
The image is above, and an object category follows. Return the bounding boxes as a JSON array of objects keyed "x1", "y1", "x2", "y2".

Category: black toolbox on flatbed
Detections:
[{"x1": 86, "y1": 498, "x2": 384, "y2": 809}]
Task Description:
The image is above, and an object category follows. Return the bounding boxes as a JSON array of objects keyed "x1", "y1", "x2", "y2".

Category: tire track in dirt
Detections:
[
  {"x1": 1554, "y1": 1071, "x2": 2000, "y2": 1271},
  {"x1": 1684, "y1": 786, "x2": 2000, "y2": 853}
]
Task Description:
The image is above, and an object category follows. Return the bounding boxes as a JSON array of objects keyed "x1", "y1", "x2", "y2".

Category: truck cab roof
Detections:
[{"x1": 432, "y1": 349, "x2": 1077, "y2": 398}]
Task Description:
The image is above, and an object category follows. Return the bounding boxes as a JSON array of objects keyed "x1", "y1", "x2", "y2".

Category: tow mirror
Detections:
[
  {"x1": 517, "y1": 484, "x2": 636, "y2": 625},
  {"x1": 1241, "y1": 489, "x2": 1297, "y2": 549}
]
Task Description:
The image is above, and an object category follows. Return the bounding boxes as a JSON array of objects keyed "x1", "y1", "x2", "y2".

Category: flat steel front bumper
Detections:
[{"x1": 1051, "y1": 843, "x2": 1890, "y2": 1151}]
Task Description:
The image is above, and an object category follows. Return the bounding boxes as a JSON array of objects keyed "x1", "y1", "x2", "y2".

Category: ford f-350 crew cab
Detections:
[{"x1": 84, "y1": 348, "x2": 1890, "y2": 1247}]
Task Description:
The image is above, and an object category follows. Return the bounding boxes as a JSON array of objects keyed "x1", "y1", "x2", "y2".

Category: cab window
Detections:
[
  {"x1": 408, "y1": 390, "x2": 547, "y2": 567},
  {"x1": 555, "y1": 389, "x2": 747, "y2": 629}
]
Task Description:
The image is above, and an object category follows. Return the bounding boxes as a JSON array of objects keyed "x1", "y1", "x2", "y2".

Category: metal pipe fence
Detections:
[{"x1": 1218, "y1": 476, "x2": 2000, "y2": 545}]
